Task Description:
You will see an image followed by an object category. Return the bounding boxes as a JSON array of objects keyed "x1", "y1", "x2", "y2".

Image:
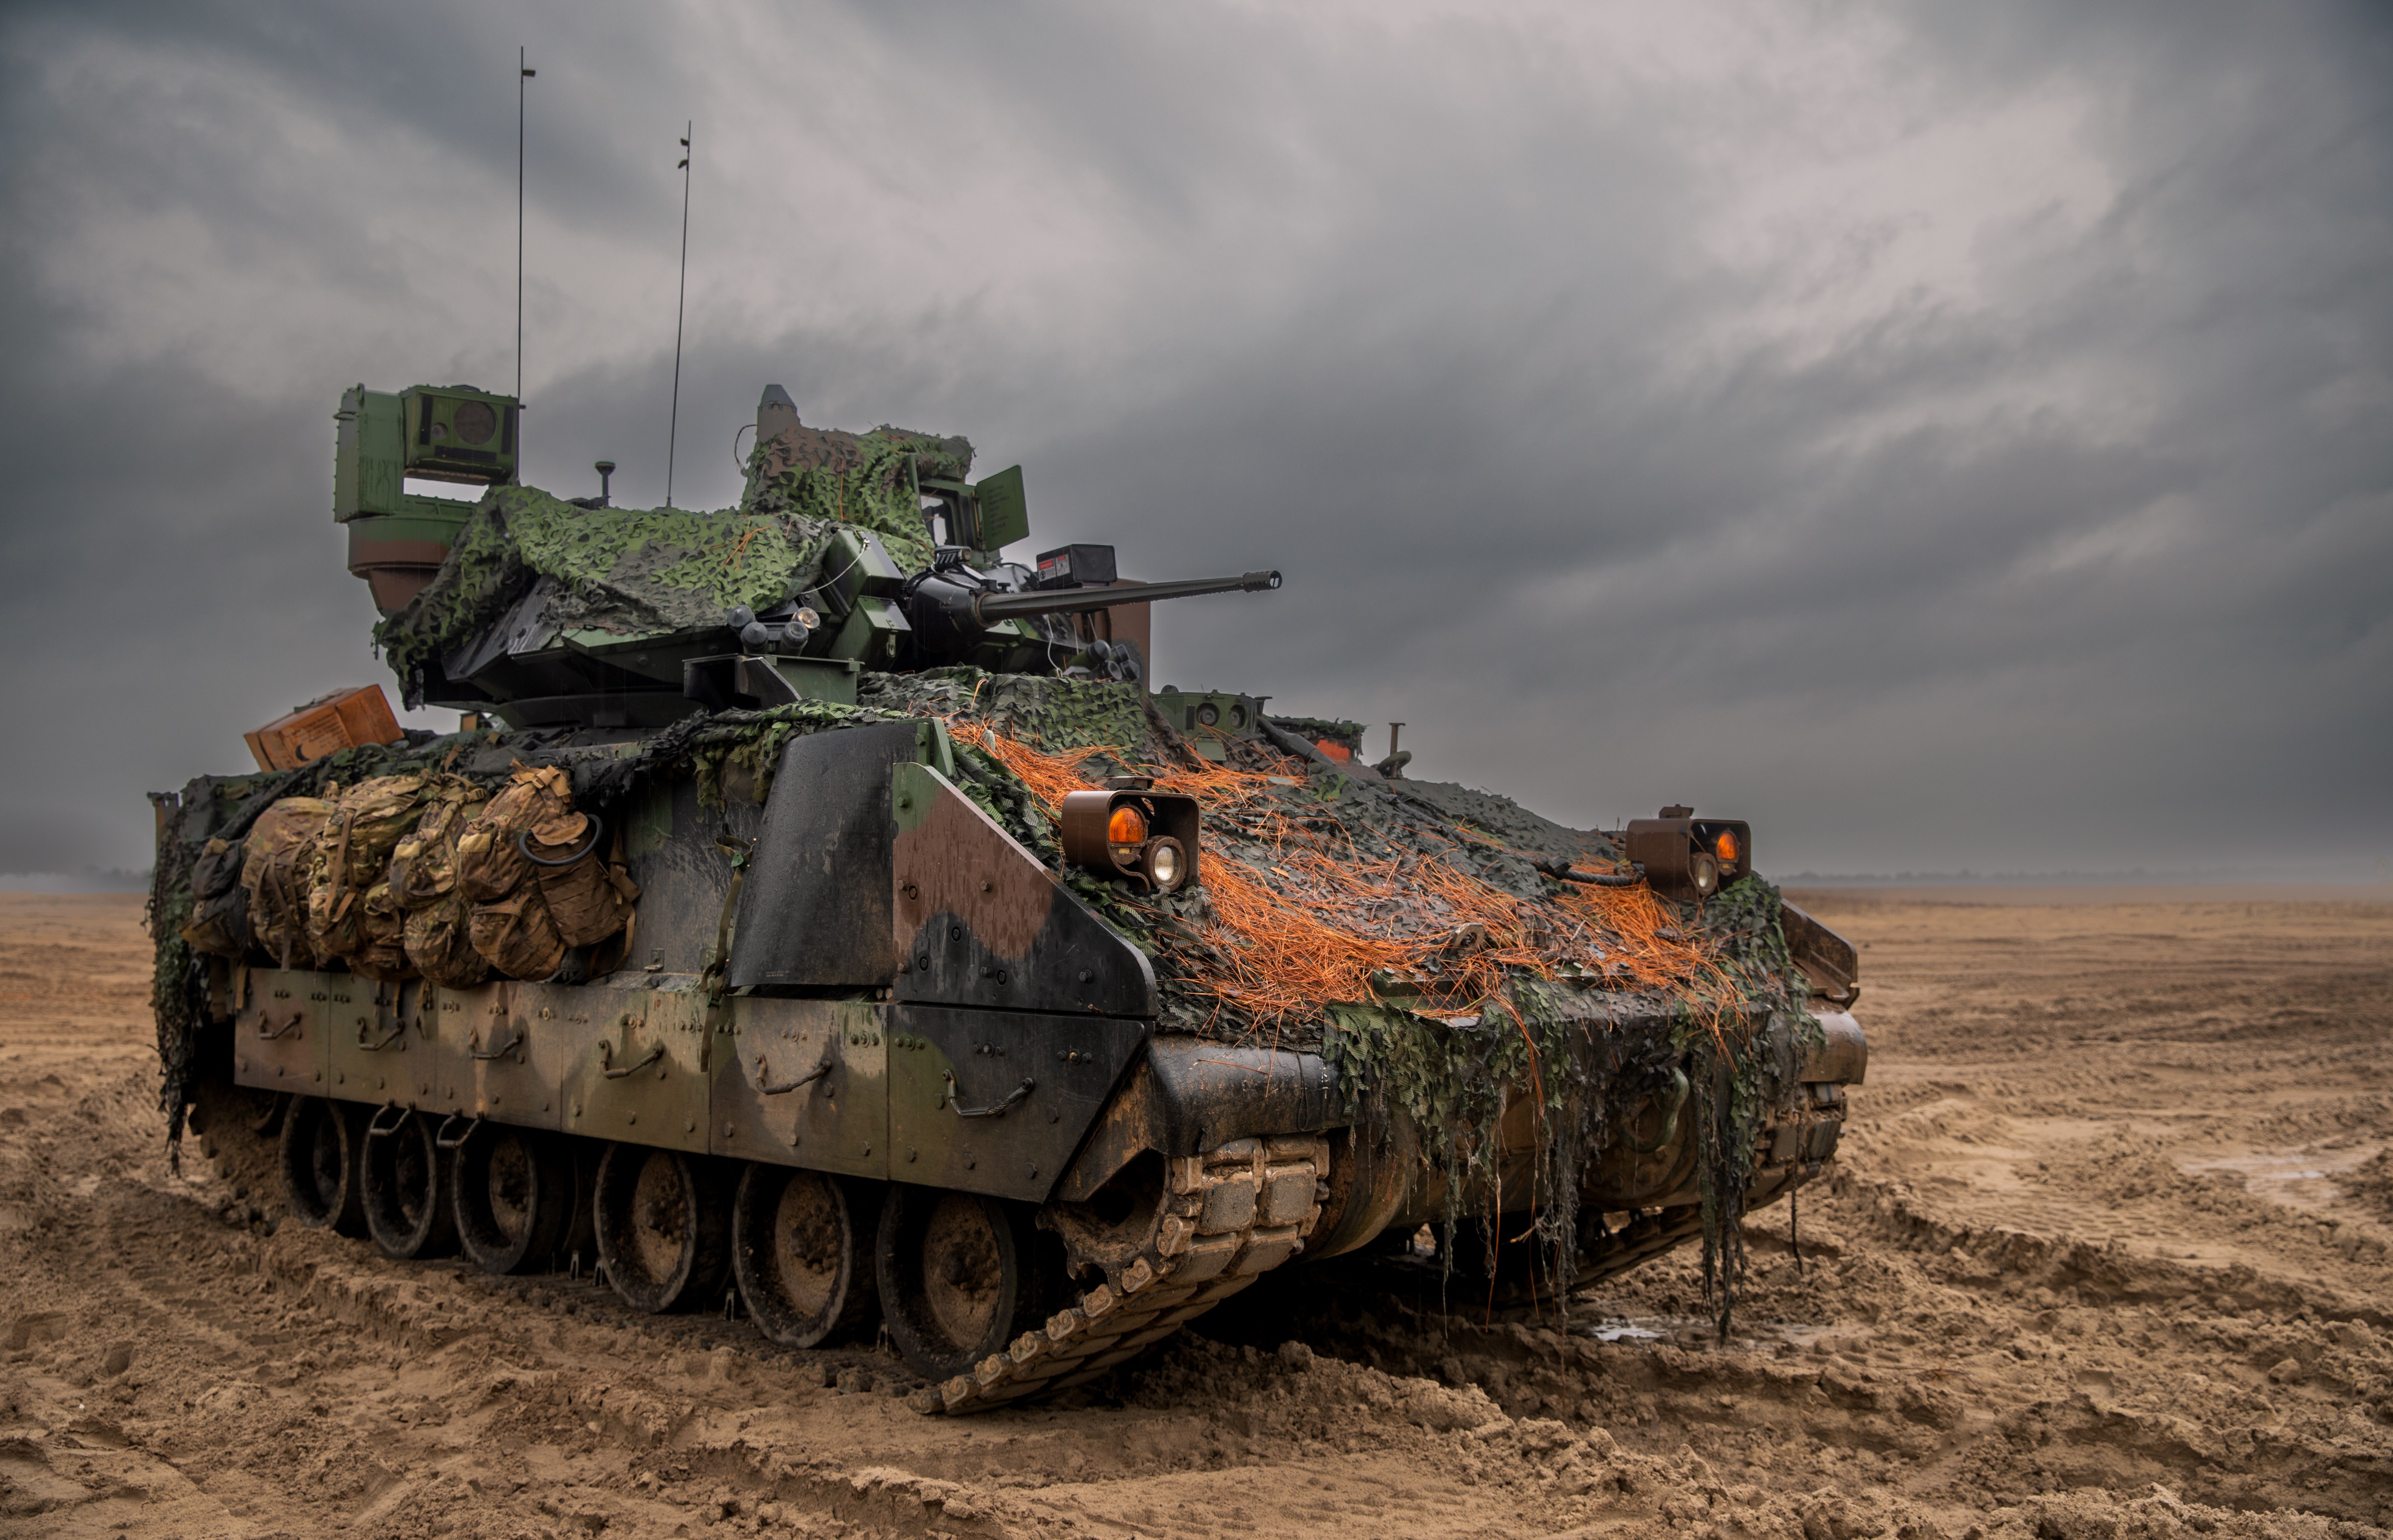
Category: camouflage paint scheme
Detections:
[
  {"x1": 228, "y1": 719, "x2": 1859, "y2": 1246},
  {"x1": 230, "y1": 732, "x2": 1168, "y2": 1208}
]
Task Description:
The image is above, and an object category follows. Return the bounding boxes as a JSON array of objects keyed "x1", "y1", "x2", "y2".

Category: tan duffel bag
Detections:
[
  {"x1": 242, "y1": 796, "x2": 336, "y2": 969},
  {"x1": 404, "y1": 892, "x2": 490, "y2": 988}
]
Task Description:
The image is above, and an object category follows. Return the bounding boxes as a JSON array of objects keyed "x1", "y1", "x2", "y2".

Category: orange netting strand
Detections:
[
  {"x1": 973, "y1": 730, "x2": 1126, "y2": 809},
  {"x1": 971, "y1": 726, "x2": 1745, "y2": 1032},
  {"x1": 722, "y1": 524, "x2": 760, "y2": 574}
]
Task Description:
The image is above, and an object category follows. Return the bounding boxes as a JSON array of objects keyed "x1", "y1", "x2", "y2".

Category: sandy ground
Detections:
[{"x1": 2, "y1": 887, "x2": 2390, "y2": 1539}]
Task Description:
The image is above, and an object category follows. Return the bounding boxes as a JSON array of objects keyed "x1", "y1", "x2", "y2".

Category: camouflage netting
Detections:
[
  {"x1": 859, "y1": 667, "x2": 1151, "y2": 750},
  {"x1": 849, "y1": 667, "x2": 1817, "y2": 1330},
  {"x1": 739, "y1": 419, "x2": 974, "y2": 574},
  {"x1": 754, "y1": 668, "x2": 1814, "y2": 1326},
  {"x1": 374, "y1": 416, "x2": 976, "y2": 687},
  {"x1": 152, "y1": 668, "x2": 1811, "y2": 1325},
  {"x1": 373, "y1": 486, "x2": 841, "y2": 686}
]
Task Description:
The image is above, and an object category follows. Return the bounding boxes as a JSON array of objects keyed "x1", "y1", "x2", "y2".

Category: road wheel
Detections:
[
  {"x1": 455, "y1": 1125, "x2": 572, "y2": 1275},
  {"x1": 361, "y1": 1111, "x2": 460, "y2": 1259},
  {"x1": 733, "y1": 1165, "x2": 881, "y2": 1348},
  {"x1": 278, "y1": 1097, "x2": 364, "y2": 1236},
  {"x1": 593, "y1": 1144, "x2": 732, "y2": 1312},
  {"x1": 876, "y1": 1186, "x2": 1062, "y2": 1381}
]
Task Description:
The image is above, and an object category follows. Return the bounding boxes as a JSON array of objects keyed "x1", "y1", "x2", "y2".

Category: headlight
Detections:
[
  {"x1": 1063, "y1": 780, "x2": 1201, "y2": 894},
  {"x1": 1622, "y1": 807, "x2": 1751, "y2": 901}
]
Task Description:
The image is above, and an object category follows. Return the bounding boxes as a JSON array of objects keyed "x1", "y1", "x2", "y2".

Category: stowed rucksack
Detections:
[
  {"x1": 200, "y1": 760, "x2": 638, "y2": 986},
  {"x1": 392, "y1": 780, "x2": 493, "y2": 988},
  {"x1": 302, "y1": 774, "x2": 430, "y2": 971},
  {"x1": 455, "y1": 765, "x2": 564, "y2": 903},
  {"x1": 456, "y1": 764, "x2": 638, "y2": 979},
  {"x1": 525, "y1": 803, "x2": 640, "y2": 950},
  {"x1": 455, "y1": 765, "x2": 570, "y2": 979},
  {"x1": 179, "y1": 835, "x2": 251, "y2": 958},
  {"x1": 389, "y1": 780, "x2": 488, "y2": 905},
  {"x1": 242, "y1": 797, "x2": 336, "y2": 969}
]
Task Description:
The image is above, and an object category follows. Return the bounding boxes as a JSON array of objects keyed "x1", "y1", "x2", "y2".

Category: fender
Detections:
[{"x1": 1058, "y1": 1035, "x2": 1342, "y2": 1202}]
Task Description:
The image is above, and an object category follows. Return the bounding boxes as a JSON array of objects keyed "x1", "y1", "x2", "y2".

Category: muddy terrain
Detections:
[{"x1": 2, "y1": 886, "x2": 2389, "y2": 1538}]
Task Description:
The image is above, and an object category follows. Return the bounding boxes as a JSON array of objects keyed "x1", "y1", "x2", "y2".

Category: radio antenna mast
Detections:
[
  {"x1": 666, "y1": 122, "x2": 692, "y2": 508},
  {"x1": 517, "y1": 48, "x2": 535, "y2": 414}
]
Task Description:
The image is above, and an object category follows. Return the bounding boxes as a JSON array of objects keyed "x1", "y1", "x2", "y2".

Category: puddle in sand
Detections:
[
  {"x1": 1570, "y1": 1315, "x2": 1841, "y2": 1351},
  {"x1": 2180, "y1": 1143, "x2": 2384, "y2": 1213}
]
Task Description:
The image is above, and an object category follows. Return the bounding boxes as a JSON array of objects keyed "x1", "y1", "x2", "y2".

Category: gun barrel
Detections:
[{"x1": 970, "y1": 570, "x2": 1282, "y2": 626}]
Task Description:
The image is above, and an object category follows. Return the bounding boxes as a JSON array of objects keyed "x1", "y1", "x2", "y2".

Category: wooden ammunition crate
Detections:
[{"x1": 244, "y1": 685, "x2": 404, "y2": 771}]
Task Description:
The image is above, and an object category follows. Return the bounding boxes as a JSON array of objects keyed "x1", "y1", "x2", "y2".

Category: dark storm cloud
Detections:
[{"x1": 1, "y1": 1, "x2": 2387, "y2": 878}]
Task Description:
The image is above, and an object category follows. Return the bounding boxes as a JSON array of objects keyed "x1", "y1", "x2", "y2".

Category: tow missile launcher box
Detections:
[
  {"x1": 335, "y1": 384, "x2": 520, "y2": 611},
  {"x1": 152, "y1": 377, "x2": 1870, "y2": 1418}
]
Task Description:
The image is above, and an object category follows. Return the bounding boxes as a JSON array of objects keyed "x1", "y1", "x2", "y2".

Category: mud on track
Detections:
[{"x1": 2, "y1": 888, "x2": 2389, "y2": 1539}]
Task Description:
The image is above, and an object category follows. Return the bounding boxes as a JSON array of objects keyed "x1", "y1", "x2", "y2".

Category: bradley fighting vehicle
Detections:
[{"x1": 151, "y1": 380, "x2": 1867, "y2": 1414}]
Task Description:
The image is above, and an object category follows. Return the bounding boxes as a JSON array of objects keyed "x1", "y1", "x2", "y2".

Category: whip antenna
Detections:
[
  {"x1": 517, "y1": 48, "x2": 535, "y2": 416},
  {"x1": 666, "y1": 121, "x2": 692, "y2": 507}
]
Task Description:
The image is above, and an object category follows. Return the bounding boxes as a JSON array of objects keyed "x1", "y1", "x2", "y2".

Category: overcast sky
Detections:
[{"x1": 3, "y1": 0, "x2": 2387, "y2": 880}]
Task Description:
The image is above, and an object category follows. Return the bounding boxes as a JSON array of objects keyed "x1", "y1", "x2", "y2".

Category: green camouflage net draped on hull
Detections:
[
  {"x1": 858, "y1": 668, "x2": 1152, "y2": 754},
  {"x1": 153, "y1": 671, "x2": 1813, "y2": 1325},
  {"x1": 838, "y1": 669, "x2": 1820, "y2": 1328}
]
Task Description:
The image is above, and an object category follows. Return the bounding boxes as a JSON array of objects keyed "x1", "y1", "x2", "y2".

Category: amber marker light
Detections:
[
  {"x1": 1062, "y1": 784, "x2": 1201, "y2": 895},
  {"x1": 1622, "y1": 809, "x2": 1752, "y2": 902}
]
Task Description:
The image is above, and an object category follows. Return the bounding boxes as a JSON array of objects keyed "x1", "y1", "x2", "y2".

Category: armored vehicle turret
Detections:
[
  {"x1": 151, "y1": 378, "x2": 1867, "y2": 1413},
  {"x1": 351, "y1": 384, "x2": 1281, "y2": 728}
]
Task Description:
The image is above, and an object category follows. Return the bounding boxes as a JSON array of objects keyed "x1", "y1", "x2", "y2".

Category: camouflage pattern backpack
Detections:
[
  {"x1": 388, "y1": 780, "x2": 489, "y2": 908},
  {"x1": 456, "y1": 765, "x2": 571, "y2": 903},
  {"x1": 178, "y1": 836, "x2": 251, "y2": 958},
  {"x1": 403, "y1": 892, "x2": 489, "y2": 989},
  {"x1": 468, "y1": 887, "x2": 567, "y2": 981},
  {"x1": 302, "y1": 774, "x2": 429, "y2": 966},
  {"x1": 241, "y1": 797, "x2": 336, "y2": 969},
  {"x1": 524, "y1": 808, "x2": 640, "y2": 949}
]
